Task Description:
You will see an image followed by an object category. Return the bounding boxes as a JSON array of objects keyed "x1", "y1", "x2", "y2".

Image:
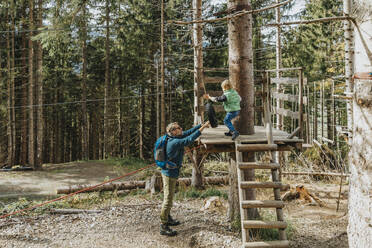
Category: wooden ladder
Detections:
[{"x1": 235, "y1": 141, "x2": 289, "y2": 248}]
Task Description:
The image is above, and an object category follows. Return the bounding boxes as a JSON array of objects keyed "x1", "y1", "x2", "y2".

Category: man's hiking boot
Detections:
[
  {"x1": 167, "y1": 215, "x2": 181, "y2": 226},
  {"x1": 232, "y1": 131, "x2": 240, "y2": 141},
  {"x1": 224, "y1": 131, "x2": 233, "y2": 136},
  {"x1": 160, "y1": 224, "x2": 177, "y2": 236}
]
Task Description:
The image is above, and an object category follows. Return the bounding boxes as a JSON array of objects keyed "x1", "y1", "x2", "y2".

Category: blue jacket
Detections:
[{"x1": 161, "y1": 124, "x2": 202, "y2": 178}]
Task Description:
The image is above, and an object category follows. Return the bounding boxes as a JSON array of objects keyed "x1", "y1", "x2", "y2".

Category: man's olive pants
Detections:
[{"x1": 160, "y1": 174, "x2": 177, "y2": 224}]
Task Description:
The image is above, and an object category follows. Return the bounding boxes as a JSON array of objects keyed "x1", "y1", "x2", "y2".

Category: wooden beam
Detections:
[
  {"x1": 241, "y1": 200, "x2": 284, "y2": 208},
  {"x1": 287, "y1": 127, "x2": 301, "y2": 139},
  {"x1": 243, "y1": 220, "x2": 287, "y2": 229},
  {"x1": 203, "y1": 67, "x2": 228, "y2": 72},
  {"x1": 257, "y1": 67, "x2": 302, "y2": 72},
  {"x1": 272, "y1": 92, "x2": 306, "y2": 104},
  {"x1": 240, "y1": 181, "x2": 289, "y2": 190},
  {"x1": 281, "y1": 171, "x2": 350, "y2": 177},
  {"x1": 273, "y1": 107, "x2": 299, "y2": 119},
  {"x1": 204, "y1": 76, "x2": 227, "y2": 84},
  {"x1": 237, "y1": 144, "x2": 278, "y2": 152},
  {"x1": 243, "y1": 241, "x2": 289, "y2": 248},
  {"x1": 271, "y1": 77, "x2": 298, "y2": 85}
]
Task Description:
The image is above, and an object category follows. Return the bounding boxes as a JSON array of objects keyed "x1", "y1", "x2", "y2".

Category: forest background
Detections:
[{"x1": 0, "y1": 0, "x2": 347, "y2": 169}]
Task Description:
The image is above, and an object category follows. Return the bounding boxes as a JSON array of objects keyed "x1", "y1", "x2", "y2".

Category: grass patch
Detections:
[
  {"x1": 0, "y1": 190, "x2": 133, "y2": 217},
  {"x1": 174, "y1": 186, "x2": 228, "y2": 201},
  {"x1": 97, "y1": 156, "x2": 154, "y2": 179},
  {"x1": 247, "y1": 210, "x2": 295, "y2": 241},
  {"x1": 99, "y1": 156, "x2": 150, "y2": 170}
]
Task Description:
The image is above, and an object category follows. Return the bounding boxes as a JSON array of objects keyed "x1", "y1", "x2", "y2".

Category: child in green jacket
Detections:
[{"x1": 204, "y1": 79, "x2": 241, "y2": 140}]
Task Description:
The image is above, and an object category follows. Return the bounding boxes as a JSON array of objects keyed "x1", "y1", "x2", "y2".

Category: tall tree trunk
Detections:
[
  {"x1": 347, "y1": 3, "x2": 372, "y2": 246},
  {"x1": 28, "y1": 0, "x2": 35, "y2": 167},
  {"x1": 191, "y1": 0, "x2": 205, "y2": 189},
  {"x1": 227, "y1": 0, "x2": 256, "y2": 224},
  {"x1": 313, "y1": 81, "x2": 318, "y2": 141},
  {"x1": 11, "y1": 0, "x2": 16, "y2": 166},
  {"x1": 20, "y1": 5, "x2": 28, "y2": 166},
  {"x1": 275, "y1": 0, "x2": 283, "y2": 130},
  {"x1": 6, "y1": 4, "x2": 14, "y2": 167},
  {"x1": 81, "y1": 3, "x2": 89, "y2": 160},
  {"x1": 35, "y1": 0, "x2": 44, "y2": 169},
  {"x1": 103, "y1": 0, "x2": 111, "y2": 158},
  {"x1": 160, "y1": 0, "x2": 166, "y2": 134},
  {"x1": 228, "y1": 156, "x2": 240, "y2": 226},
  {"x1": 344, "y1": 0, "x2": 354, "y2": 143},
  {"x1": 139, "y1": 86, "x2": 144, "y2": 159}
]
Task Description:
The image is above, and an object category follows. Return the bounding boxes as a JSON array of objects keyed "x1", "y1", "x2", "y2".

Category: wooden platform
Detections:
[{"x1": 199, "y1": 125, "x2": 303, "y2": 152}]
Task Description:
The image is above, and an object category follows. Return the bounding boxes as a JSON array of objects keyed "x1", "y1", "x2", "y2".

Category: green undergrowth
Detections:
[
  {"x1": 99, "y1": 156, "x2": 150, "y2": 170},
  {"x1": 173, "y1": 186, "x2": 228, "y2": 201},
  {"x1": 0, "y1": 191, "x2": 130, "y2": 218},
  {"x1": 253, "y1": 210, "x2": 294, "y2": 241},
  {"x1": 98, "y1": 156, "x2": 153, "y2": 179}
]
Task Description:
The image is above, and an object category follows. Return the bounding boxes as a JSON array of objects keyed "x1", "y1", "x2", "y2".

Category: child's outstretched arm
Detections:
[{"x1": 203, "y1": 93, "x2": 227, "y2": 103}]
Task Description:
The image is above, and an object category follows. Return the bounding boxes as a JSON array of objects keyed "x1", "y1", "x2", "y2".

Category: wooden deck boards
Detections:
[{"x1": 200, "y1": 125, "x2": 303, "y2": 145}]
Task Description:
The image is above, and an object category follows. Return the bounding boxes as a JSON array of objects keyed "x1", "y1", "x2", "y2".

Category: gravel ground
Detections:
[{"x1": 0, "y1": 193, "x2": 348, "y2": 248}]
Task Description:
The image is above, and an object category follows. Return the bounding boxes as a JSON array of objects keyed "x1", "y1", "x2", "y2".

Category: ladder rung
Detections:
[
  {"x1": 241, "y1": 200, "x2": 284, "y2": 209},
  {"x1": 243, "y1": 240, "x2": 289, "y2": 248},
  {"x1": 243, "y1": 220, "x2": 287, "y2": 229},
  {"x1": 240, "y1": 182, "x2": 289, "y2": 190},
  {"x1": 237, "y1": 144, "x2": 278, "y2": 152},
  {"x1": 239, "y1": 162, "x2": 280, "y2": 170}
]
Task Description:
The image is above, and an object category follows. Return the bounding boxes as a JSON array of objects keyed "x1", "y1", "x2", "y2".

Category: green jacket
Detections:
[{"x1": 223, "y1": 89, "x2": 241, "y2": 112}]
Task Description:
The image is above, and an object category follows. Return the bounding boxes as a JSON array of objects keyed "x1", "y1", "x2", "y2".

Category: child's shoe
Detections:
[
  {"x1": 224, "y1": 131, "x2": 233, "y2": 136},
  {"x1": 232, "y1": 131, "x2": 240, "y2": 140}
]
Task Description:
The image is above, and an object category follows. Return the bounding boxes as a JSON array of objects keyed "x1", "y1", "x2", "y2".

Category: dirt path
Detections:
[
  {"x1": 0, "y1": 195, "x2": 349, "y2": 248},
  {"x1": 0, "y1": 162, "x2": 349, "y2": 247},
  {"x1": 0, "y1": 162, "x2": 132, "y2": 199}
]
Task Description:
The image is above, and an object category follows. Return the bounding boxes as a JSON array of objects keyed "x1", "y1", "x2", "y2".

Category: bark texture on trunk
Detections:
[
  {"x1": 81, "y1": 3, "x2": 89, "y2": 160},
  {"x1": 228, "y1": 156, "x2": 240, "y2": 224},
  {"x1": 103, "y1": 0, "x2": 111, "y2": 158},
  {"x1": 228, "y1": 0, "x2": 254, "y2": 135},
  {"x1": 36, "y1": 0, "x2": 44, "y2": 169},
  {"x1": 28, "y1": 0, "x2": 35, "y2": 167},
  {"x1": 160, "y1": 0, "x2": 166, "y2": 134},
  {"x1": 347, "y1": 13, "x2": 372, "y2": 248},
  {"x1": 192, "y1": 0, "x2": 205, "y2": 188},
  {"x1": 227, "y1": 0, "x2": 256, "y2": 225},
  {"x1": 344, "y1": 0, "x2": 354, "y2": 142},
  {"x1": 20, "y1": 5, "x2": 28, "y2": 166}
]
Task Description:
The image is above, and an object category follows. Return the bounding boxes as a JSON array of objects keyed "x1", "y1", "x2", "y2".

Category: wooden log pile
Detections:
[
  {"x1": 57, "y1": 176, "x2": 229, "y2": 194},
  {"x1": 282, "y1": 185, "x2": 325, "y2": 207}
]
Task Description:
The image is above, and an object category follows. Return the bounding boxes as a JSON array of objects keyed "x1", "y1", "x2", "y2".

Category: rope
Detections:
[{"x1": 0, "y1": 144, "x2": 203, "y2": 219}]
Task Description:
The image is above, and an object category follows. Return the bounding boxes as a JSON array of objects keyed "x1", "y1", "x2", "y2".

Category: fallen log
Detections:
[
  {"x1": 49, "y1": 209, "x2": 102, "y2": 214},
  {"x1": 281, "y1": 171, "x2": 350, "y2": 177},
  {"x1": 57, "y1": 176, "x2": 229, "y2": 194},
  {"x1": 282, "y1": 185, "x2": 325, "y2": 207}
]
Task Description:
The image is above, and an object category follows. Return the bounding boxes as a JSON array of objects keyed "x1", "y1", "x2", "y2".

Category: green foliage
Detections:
[
  {"x1": 103, "y1": 156, "x2": 150, "y2": 170},
  {"x1": 230, "y1": 214, "x2": 242, "y2": 233},
  {"x1": 175, "y1": 186, "x2": 228, "y2": 201},
  {"x1": 250, "y1": 211, "x2": 295, "y2": 241},
  {"x1": 0, "y1": 197, "x2": 70, "y2": 217}
]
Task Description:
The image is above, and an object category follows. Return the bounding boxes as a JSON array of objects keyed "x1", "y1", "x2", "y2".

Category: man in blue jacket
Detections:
[{"x1": 160, "y1": 121, "x2": 210, "y2": 236}]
